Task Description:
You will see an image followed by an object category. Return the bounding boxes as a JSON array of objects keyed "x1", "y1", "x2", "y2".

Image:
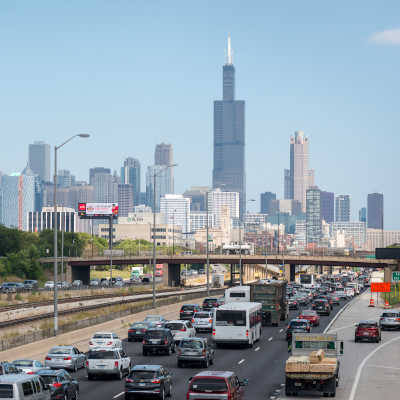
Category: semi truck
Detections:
[
  {"x1": 131, "y1": 266, "x2": 143, "y2": 279},
  {"x1": 285, "y1": 333, "x2": 343, "y2": 397},
  {"x1": 249, "y1": 280, "x2": 288, "y2": 326}
]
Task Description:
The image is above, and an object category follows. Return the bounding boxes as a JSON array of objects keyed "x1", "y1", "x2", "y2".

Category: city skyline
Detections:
[{"x1": 0, "y1": 2, "x2": 399, "y2": 229}]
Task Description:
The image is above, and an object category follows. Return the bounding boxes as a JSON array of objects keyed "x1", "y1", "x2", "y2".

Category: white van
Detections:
[{"x1": 0, "y1": 373, "x2": 51, "y2": 400}]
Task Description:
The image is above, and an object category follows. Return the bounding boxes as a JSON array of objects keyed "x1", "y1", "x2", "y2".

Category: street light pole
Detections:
[
  {"x1": 153, "y1": 164, "x2": 178, "y2": 308},
  {"x1": 239, "y1": 199, "x2": 255, "y2": 286},
  {"x1": 53, "y1": 134, "x2": 89, "y2": 336},
  {"x1": 206, "y1": 184, "x2": 225, "y2": 297}
]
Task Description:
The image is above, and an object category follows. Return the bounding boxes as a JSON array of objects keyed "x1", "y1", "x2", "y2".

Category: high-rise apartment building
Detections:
[
  {"x1": 121, "y1": 157, "x2": 141, "y2": 209},
  {"x1": 146, "y1": 165, "x2": 172, "y2": 213},
  {"x1": 29, "y1": 141, "x2": 51, "y2": 183},
  {"x1": 306, "y1": 186, "x2": 322, "y2": 244},
  {"x1": 321, "y1": 191, "x2": 334, "y2": 223},
  {"x1": 287, "y1": 131, "x2": 311, "y2": 212},
  {"x1": 212, "y1": 32, "x2": 246, "y2": 217},
  {"x1": 155, "y1": 143, "x2": 174, "y2": 194},
  {"x1": 330, "y1": 222, "x2": 366, "y2": 247},
  {"x1": 118, "y1": 183, "x2": 134, "y2": 217},
  {"x1": 209, "y1": 189, "x2": 239, "y2": 228},
  {"x1": 260, "y1": 192, "x2": 276, "y2": 215},
  {"x1": 89, "y1": 167, "x2": 111, "y2": 186},
  {"x1": 335, "y1": 195, "x2": 351, "y2": 222},
  {"x1": 367, "y1": 193, "x2": 383, "y2": 229},
  {"x1": 359, "y1": 207, "x2": 367, "y2": 223},
  {"x1": 160, "y1": 194, "x2": 190, "y2": 234}
]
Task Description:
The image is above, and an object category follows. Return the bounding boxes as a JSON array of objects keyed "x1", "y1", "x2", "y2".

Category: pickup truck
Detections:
[
  {"x1": 285, "y1": 333, "x2": 343, "y2": 397},
  {"x1": 86, "y1": 347, "x2": 131, "y2": 380}
]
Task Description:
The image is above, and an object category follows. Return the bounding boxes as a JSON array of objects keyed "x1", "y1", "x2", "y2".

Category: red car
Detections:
[
  {"x1": 355, "y1": 320, "x2": 381, "y2": 343},
  {"x1": 186, "y1": 371, "x2": 248, "y2": 400},
  {"x1": 298, "y1": 310, "x2": 320, "y2": 326}
]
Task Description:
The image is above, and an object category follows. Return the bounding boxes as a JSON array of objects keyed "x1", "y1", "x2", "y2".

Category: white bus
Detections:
[
  {"x1": 213, "y1": 302, "x2": 262, "y2": 348},
  {"x1": 224, "y1": 286, "x2": 251, "y2": 303},
  {"x1": 299, "y1": 274, "x2": 316, "y2": 288}
]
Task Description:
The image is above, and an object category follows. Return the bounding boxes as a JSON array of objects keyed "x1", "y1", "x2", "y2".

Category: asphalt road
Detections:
[{"x1": 66, "y1": 285, "x2": 366, "y2": 400}]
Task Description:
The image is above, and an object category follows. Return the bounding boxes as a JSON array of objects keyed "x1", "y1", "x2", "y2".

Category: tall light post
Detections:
[
  {"x1": 153, "y1": 164, "x2": 178, "y2": 308},
  {"x1": 54, "y1": 134, "x2": 89, "y2": 336},
  {"x1": 239, "y1": 199, "x2": 255, "y2": 286},
  {"x1": 206, "y1": 184, "x2": 225, "y2": 297}
]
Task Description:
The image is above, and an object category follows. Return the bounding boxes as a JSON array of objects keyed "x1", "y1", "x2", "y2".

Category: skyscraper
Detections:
[
  {"x1": 121, "y1": 157, "x2": 141, "y2": 209},
  {"x1": 146, "y1": 165, "x2": 172, "y2": 213},
  {"x1": 160, "y1": 194, "x2": 190, "y2": 234},
  {"x1": 53, "y1": 170, "x2": 75, "y2": 187},
  {"x1": 0, "y1": 171, "x2": 3, "y2": 224},
  {"x1": 155, "y1": 144, "x2": 174, "y2": 194},
  {"x1": 260, "y1": 192, "x2": 276, "y2": 214},
  {"x1": 321, "y1": 191, "x2": 334, "y2": 223},
  {"x1": 335, "y1": 195, "x2": 351, "y2": 222},
  {"x1": 212, "y1": 31, "x2": 246, "y2": 217},
  {"x1": 94, "y1": 173, "x2": 118, "y2": 203},
  {"x1": 288, "y1": 131, "x2": 310, "y2": 212},
  {"x1": 29, "y1": 141, "x2": 51, "y2": 183},
  {"x1": 367, "y1": 193, "x2": 383, "y2": 229},
  {"x1": 209, "y1": 189, "x2": 239, "y2": 228},
  {"x1": 359, "y1": 207, "x2": 367, "y2": 223},
  {"x1": 306, "y1": 186, "x2": 322, "y2": 244},
  {"x1": 118, "y1": 183, "x2": 134, "y2": 217},
  {"x1": 89, "y1": 167, "x2": 111, "y2": 186}
]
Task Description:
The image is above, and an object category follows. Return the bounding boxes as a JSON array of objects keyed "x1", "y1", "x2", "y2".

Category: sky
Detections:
[{"x1": 0, "y1": 1, "x2": 399, "y2": 229}]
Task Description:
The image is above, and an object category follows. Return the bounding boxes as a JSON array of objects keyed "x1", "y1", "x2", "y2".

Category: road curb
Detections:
[{"x1": 323, "y1": 288, "x2": 370, "y2": 334}]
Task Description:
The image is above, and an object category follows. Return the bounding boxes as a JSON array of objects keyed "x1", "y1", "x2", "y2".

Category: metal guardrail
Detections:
[{"x1": 0, "y1": 288, "x2": 225, "y2": 352}]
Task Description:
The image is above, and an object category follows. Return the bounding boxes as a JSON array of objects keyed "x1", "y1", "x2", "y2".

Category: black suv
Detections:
[
  {"x1": 202, "y1": 298, "x2": 222, "y2": 311},
  {"x1": 142, "y1": 328, "x2": 176, "y2": 356},
  {"x1": 179, "y1": 303, "x2": 201, "y2": 320},
  {"x1": 312, "y1": 299, "x2": 331, "y2": 315},
  {"x1": 317, "y1": 295, "x2": 334, "y2": 310},
  {"x1": 0, "y1": 361, "x2": 21, "y2": 375},
  {"x1": 36, "y1": 369, "x2": 79, "y2": 400},
  {"x1": 125, "y1": 365, "x2": 172, "y2": 400},
  {"x1": 286, "y1": 319, "x2": 311, "y2": 341}
]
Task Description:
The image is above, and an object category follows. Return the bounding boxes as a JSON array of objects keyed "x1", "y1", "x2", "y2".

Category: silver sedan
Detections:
[
  {"x1": 44, "y1": 346, "x2": 86, "y2": 372},
  {"x1": 13, "y1": 359, "x2": 50, "y2": 374}
]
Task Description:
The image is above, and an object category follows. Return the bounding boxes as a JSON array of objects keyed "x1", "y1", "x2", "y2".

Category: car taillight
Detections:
[
  {"x1": 53, "y1": 383, "x2": 62, "y2": 388},
  {"x1": 214, "y1": 303, "x2": 218, "y2": 306},
  {"x1": 107, "y1": 342, "x2": 113, "y2": 345},
  {"x1": 213, "y1": 329, "x2": 215, "y2": 336},
  {"x1": 142, "y1": 329, "x2": 146, "y2": 332},
  {"x1": 312, "y1": 304, "x2": 315, "y2": 307},
  {"x1": 165, "y1": 339, "x2": 168, "y2": 345},
  {"x1": 178, "y1": 349, "x2": 181, "y2": 355},
  {"x1": 89, "y1": 341, "x2": 93, "y2": 345},
  {"x1": 180, "y1": 310, "x2": 184, "y2": 313},
  {"x1": 194, "y1": 309, "x2": 198, "y2": 312},
  {"x1": 203, "y1": 303, "x2": 207, "y2": 306},
  {"x1": 246, "y1": 330, "x2": 249, "y2": 337},
  {"x1": 151, "y1": 379, "x2": 161, "y2": 384},
  {"x1": 114, "y1": 361, "x2": 118, "y2": 368},
  {"x1": 126, "y1": 378, "x2": 134, "y2": 383},
  {"x1": 209, "y1": 319, "x2": 212, "y2": 323},
  {"x1": 143, "y1": 339, "x2": 146, "y2": 345},
  {"x1": 86, "y1": 361, "x2": 89, "y2": 367},
  {"x1": 129, "y1": 329, "x2": 134, "y2": 332},
  {"x1": 64, "y1": 357, "x2": 72, "y2": 360},
  {"x1": 191, "y1": 319, "x2": 194, "y2": 322},
  {"x1": 180, "y1": 328, "x2": 187, "y2": 332},
  {"x1": 202, "y1": 350, "x2": 206, "y2": 356},
  {"x1": 45, "y1": 357, "x2": 51, "y2": 360}
]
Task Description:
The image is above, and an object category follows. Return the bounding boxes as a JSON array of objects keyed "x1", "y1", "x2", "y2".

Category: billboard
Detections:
[
  {"x1": 376, "y1": 248, "x2": 400, "y2": 259},
  {"x1": 78, "y1": 203, "x2": 118, "y2": 219}
]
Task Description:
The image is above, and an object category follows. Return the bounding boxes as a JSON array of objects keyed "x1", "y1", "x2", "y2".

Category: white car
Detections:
[
  {"x1": 89, "y1": 332, "x2": 122, "y2": 350},
  {"x1": 165, "y1": 320, "x2": 196, "y2": 342},
  {"x1": 344, "y1": 287, "x2": 354, "y2": 297},
  {"x1": 44, "y1": 281, "x2": 54, "y2": 289}
]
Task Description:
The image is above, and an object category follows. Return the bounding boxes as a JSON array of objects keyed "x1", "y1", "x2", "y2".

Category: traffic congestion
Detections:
[{"x1": 0, "y1": 268, "x2": 385, "y2": 400}]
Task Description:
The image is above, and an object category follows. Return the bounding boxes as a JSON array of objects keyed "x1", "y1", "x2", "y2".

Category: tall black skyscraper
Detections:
[
  {"x1": 212, "y1": 31, "x2": 246, "y2": 216},
  {"x1": 368, "y1": 192, "x2": 384, "y2": 229}
]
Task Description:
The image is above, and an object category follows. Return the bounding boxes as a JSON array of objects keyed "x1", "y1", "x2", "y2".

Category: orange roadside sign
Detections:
[{"x1": 371, "y1": 282, "x2": 390, "y2": 293}]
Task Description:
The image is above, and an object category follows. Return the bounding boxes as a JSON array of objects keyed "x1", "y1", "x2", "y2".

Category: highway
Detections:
[{"x1": 60, "y1": 284, "x2": 370, "y2": 400}]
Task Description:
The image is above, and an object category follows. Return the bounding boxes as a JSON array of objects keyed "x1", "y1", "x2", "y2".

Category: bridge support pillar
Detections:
[
  {"x1": 384, "y1": 267, "x2": 391, "y2": 283},
  {"x1": 163, "y1": 263, "x2": 180, "y2": 287},
  {"x1": 70, "y1": 264, "x2": 90, "y2": 284},
  {"x1": 326, "y1": 266, "x2": 332, "y2": 275}
]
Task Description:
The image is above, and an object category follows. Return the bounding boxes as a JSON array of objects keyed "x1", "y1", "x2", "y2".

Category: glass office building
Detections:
[
  {"x1": 29, "y1": 141, "x2": 50, "y2": 183},
  {"x1": 212, "y1": 33, "x2": 246, "y2": 217},
  {"x1": 146, "y1": 165, "x2": 172, "y2": 213},
  {"x1": 120, "y1": 157, "x2": 141, "y2": 208},
  {"x1": 306, "y1": 186, "x2": 322, "y2": 244}
]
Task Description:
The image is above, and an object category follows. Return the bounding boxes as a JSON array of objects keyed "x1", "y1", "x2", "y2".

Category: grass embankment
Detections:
[
  {"x1": 90, "y1": 269, "x2": 132, "y2": 280},
  {"x1": 380, "y1": 284, "x2": 400, "y2": 307}
]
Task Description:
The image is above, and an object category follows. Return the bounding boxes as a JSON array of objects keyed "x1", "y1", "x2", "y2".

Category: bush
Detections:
[{"x1": 15, "y1": 294, "x2": 23, "y2": 301}]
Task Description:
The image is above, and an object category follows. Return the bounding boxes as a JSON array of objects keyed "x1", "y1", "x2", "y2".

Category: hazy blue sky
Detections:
[{"x1": 1, "y1": 1, "x2": 399, "y2": 228}]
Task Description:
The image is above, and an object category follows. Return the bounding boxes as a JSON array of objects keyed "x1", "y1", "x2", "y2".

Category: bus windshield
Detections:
[
  {"x1": 300, "y1": 275, "x2": 313, "y2": 284},
  {"x1": 216, "y1": 310, "x2": 246, "y2": 326}
]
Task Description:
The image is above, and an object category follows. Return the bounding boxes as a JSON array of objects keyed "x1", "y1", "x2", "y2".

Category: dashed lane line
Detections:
[
  {"x1": 255, "y1": 347, "x2": 260, "y2": 351},
  {"x1": 365, "y1": 364, "x2": 400, "y2": 370},
  {"x1": 113, "y1": 392, "x2": 124, "y2": 398},
  {"x1": 279, "y1": 329, "x2": 283, "y2": 332},
  {"x1": 238, "y1": 359, "x2": 245, "y2": 364},
  {"x1": 269, "y1": 337, "x2": 273, "y2": 341}
]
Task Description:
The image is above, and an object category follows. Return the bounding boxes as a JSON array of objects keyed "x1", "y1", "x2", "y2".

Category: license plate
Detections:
[
  {"x1": 295, "y1": 383, "x2": 302, "y2": 387},
  {"x1": 317, "y1": 307, "x2": 322, "y2": 309},
  {"x1": 185, "y1": 311, "x2": 191, "y2": 314},
  {"x1": 364, "y1": 332, "x2": 370, "y2": 335},
  {"x1": 96, "y1": 342, "x2": 103, "y2": 345},
  {"x1": 136, "y1": 331, "x2": 141, "y2": 334},
  {"x1": 198, "y1": 321, "x2": 205, "y2": 324},
  {"x1": 54, "y1": 358, "x2": 62, "y2": 361},
  {"x1": 151, "y1": 340, "x2": 158, "y2": 343},
  {"x1": 98, "y1": 365, "x2": 106, "y2": 368},
  {"x1": 187, "y1": 351, "x2": 197, "y2": 355},
  {"x1": 139, "y1": 383, "x2": 145, "y2": 387}
]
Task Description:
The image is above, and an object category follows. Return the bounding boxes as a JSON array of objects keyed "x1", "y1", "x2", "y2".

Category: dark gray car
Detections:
[{"x1": 178, "y1": 337, "x2": 214, "y2": 368}]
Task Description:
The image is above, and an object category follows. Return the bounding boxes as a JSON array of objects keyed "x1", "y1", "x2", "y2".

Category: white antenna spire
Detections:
[{"x1": 226, "y1": 28, "x2": 233, "y2": 65}]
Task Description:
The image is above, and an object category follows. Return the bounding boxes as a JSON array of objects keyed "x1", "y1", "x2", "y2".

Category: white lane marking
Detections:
[
  {"x1": 113, "y1": 393, "x2": 124, "y2": 398},
  {"x1": 238, "y1": 359, "x2": 245, "y2": 364},
  {"x1": 255, "y1": 347, "x2": 260, "y2": 351},
  {"x1": 279, "y1": 329, "x2": 283, "y2": 332},
  {"x1": 349, "y1": 335, "x2": 400, "y2": 400},
  {"x1": 269, "y1": 337, "x2": 273, "y2": 341},
  {"x1": 365, "y1": 364, "x2": 400, "y2": 370}
]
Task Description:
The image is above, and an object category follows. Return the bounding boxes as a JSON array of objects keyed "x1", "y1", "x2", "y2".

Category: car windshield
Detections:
[
  {"x1": 145, "y1": 317, "x2": 161, "y2": 322},
  {"x1": 145, "y1": 330, "x2": 165, "y2": 339},
  {"x1": 315, "y1": 301, "x2": 327, "y2": 305},
  {"x1": 302, "y1": 311, "x2": 316, "y2": 316},
  {"x1": 190, "y1": 378, "x2": 228, "y2": 392},
  {"x1": 92, "y1": 334, "x2": 112, "y2": 339},
  {"x1": 40, "y1": 376, "x2": 58, "y2": 385},
  {"x1": 0, "y1": 384, "x2": 13, "y2": 398},
  {"x1": 290, "y1": 322, "x2": 308, "y2": 328},
  {"x1": 204, "y1": 298, "x2": 217, "y2": 303},
  {"x1": 88, "y1": 351, "x2": 116, "y2": 359},
  {"x1": 165, "y1": 323, "x2": 184, "y2": 330},
  {"x1": 46, "y1": 282, "x2": 53, "y2": 284},
  {"x1": 181, "y1": 305, "x2": 196, "y2": 311},
  {"x1": 358, "y1": 323, "x2": 375, "y2": 328},
  {"x1": 13, "y1": 360, "x2": 33, "y2": 367},
  {"x1": 24, "y1": 281, "x2": 33, "y2": 284},
  {"x1": 49, "y1": 348, "x2": 71, "y2": 355},
  {"x1": 129, "y1": 371, "x2": 157, "y2": 380},
  {"x1": 131, "y1": 323, "x2": 149, "y2": 329},
  {"x1": 194, "y1": 313, "x2": 211, "y2": 319},
  {"x1": 382, "y1": 313, "x2": 398, "y2": 318},
  {"x1": 180, "y1": 340, "x2": 203, "y2": 349}
]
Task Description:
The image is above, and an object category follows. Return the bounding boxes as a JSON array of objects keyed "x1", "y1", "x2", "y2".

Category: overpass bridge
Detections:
[{"x1": 39, "y1": 254, "x2": 398, "y2": 286}]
